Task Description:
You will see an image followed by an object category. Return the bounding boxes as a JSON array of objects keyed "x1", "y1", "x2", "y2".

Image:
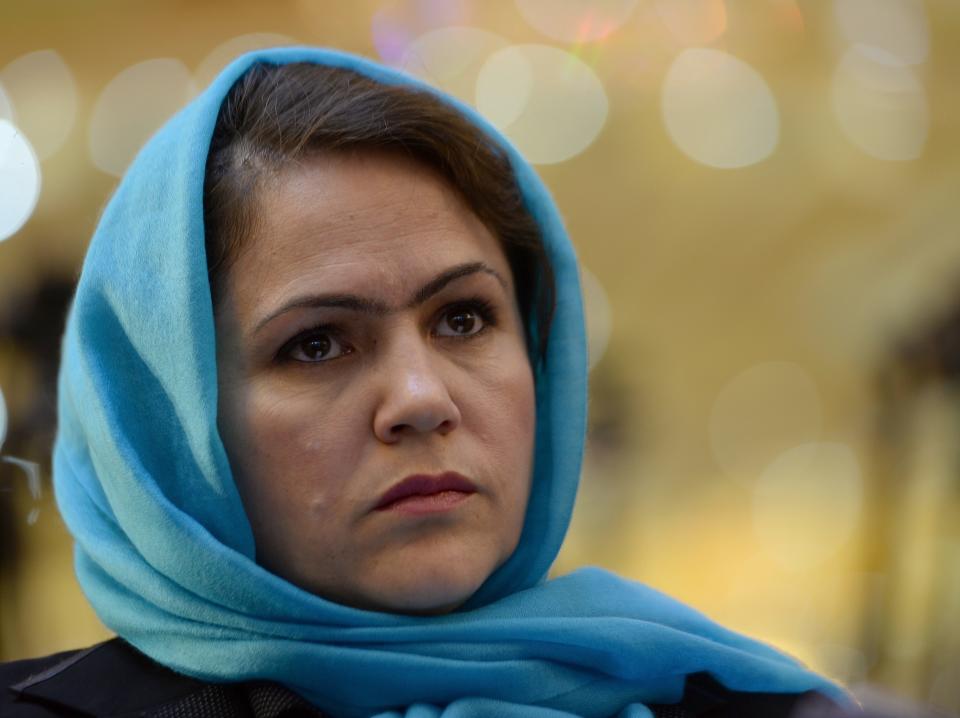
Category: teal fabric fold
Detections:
[{"x1": 53, "y1": 46, "x2": 844, "y2": 717}]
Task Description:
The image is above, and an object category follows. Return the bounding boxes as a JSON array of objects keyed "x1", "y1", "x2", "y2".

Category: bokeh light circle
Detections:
[
  {"x1": 515, "y1": 0, "x2": 639, "y2": 42},
  {"x1": 832, "y1": 47, "x2": 928, "y2": 161},
  {"x1": 753, "y1": 442, "x2": 862, "y2": 570},
  {"x1": 0, "y1": 49, "x2": 78, "y2": 160},
  {"x1": 581, "y1": 266, "x2": 613, "y2": 370},
  {"x1": 654, "y1": 0, "x2": 727, "y2": 46},
  {"x1": 709, "y1": 361, "x2": 822, "y2": 483},
  {"x1": 400, "y1": 27, "x2": 509, "y2": 106},
  {"x1": 834, "y1": 0, "x2": 929, "y2": 66},
  {"x1": 195, "y1": 33, "x2": 297, "y2": 89},
  {"x1": 89, "y1": 59, "x2": 195, "y2": 177},
  {"x1": 476, "y1": 44, "x2": 608, "y2": 164},
  {"x1": 0, "y1": 119, "x2": 42, "y2": 242},
  {"x1": 662, "y1": 48, "x2": 780, "y2": 169}
]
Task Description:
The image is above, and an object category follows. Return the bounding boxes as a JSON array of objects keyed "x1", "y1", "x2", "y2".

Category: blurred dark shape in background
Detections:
[
  {"x1": 863, "y1": 290, "x2": 960, "y2": 711},
  {"x1": 0, "y1": 274, "x2": 75, "y2": 654}
]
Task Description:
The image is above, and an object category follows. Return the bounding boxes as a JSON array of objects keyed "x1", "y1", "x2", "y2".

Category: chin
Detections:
[
  {"x1": 375, "y1": 568, "x2": 486, "y2": 616},
  {"x1": 364, "y1": 545, "x2": 502, "y2": 616}
]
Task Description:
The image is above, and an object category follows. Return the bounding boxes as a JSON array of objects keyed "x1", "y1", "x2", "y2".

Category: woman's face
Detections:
[{"x1": 213, "y1": 150, "x2": 536, "y2": 614}]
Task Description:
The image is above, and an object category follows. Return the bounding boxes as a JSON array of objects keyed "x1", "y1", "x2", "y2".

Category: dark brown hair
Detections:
[{"x1": 203, "y1": 62, "x2": 554, "y2": 363}]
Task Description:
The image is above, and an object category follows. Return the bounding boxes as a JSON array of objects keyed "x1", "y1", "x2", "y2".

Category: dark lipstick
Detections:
[{"x1": 374, "y1": 472, "x2": 477, "y2": 514}]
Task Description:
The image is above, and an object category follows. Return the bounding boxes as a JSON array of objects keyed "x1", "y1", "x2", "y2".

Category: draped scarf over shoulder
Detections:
[{"x1": 53, "y1": 47, "x2": 844, "y2": 717}]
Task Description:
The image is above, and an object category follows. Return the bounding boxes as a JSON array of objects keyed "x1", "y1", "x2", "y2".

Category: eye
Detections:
[
  {"x1": 283, "y1": 329, "x2": 352, "y2": 363},
  {"x1": 435, "y1": 300, "x2": 495, "y2": 338}
]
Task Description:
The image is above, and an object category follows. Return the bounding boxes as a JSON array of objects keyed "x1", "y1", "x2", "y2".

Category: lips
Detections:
[{"x1": 374, "y1": 472, "x2": 477, "y2": 511}]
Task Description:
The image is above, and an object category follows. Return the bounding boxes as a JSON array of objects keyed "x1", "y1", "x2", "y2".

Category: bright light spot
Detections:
[
  {"x1": 0, "y1": 83, "x2": 13, "y2": 121},
  {"x1": 371, "y1": 0, "x2": 472, "y2": 65},
  {"x1": 474, "y1": 41, "x2": 533, "y2": 128},
  {"x1": 476, "y1": 44, "x2": 608, "y2": 164},
  {"x1": 372, "y1": 11, "x2": 413, "y2": 65},
  {"x1": 515, "y1": 0, "x2": 639, "y2": 42},
  {"x1": 0, "y1": 119, "x2": 42, "y2": 242},
  {"x1": 89, "y1": 59, "x2": 195, "y2": 177},
  {"x1": 709, "y1": 362, "x2": 822, "y2": 484},
  {"x1": 194, "y1": 33, "x2": 297, "y2": 89},
  {"x1": 0, "y1": 385, "x2": 6, "y2": 449},
  {"x1": 581, "y1": 266, "x2": 612, "y2": 370},
  {"x1": 0, "y1": 50, "x2": 78, "y2": 161},
  {"x1": 832, "y1": 47, "x2": 928, "y2": 161},
  {"x1": 654, "y1": 0, "x2": 727, "y2": 45},
  {"x1": 400, "y1": 27, "x2": 509, "y2": 106},
  {"x1": 834, "y1": 0, "x2": 929, "y2": 66},
  {"x1": 753, "y1": 443, "x2": 862, "y2": 570},
  {"x1": 662, "y1": 48, "x2": 780, "y2": 169}
]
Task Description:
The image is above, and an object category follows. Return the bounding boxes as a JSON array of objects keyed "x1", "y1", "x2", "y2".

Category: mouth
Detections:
[{"x1": 374, "y1": 471, "x2": 478, "y2": 515}]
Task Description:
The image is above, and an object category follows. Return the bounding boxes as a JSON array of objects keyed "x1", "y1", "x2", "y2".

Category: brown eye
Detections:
[
  {"x1": 287, "y1": 332, "x2": 349, "y2": 363},
  {"x1": 437, "y1": 307, "x2": 483, "y2": 337}
]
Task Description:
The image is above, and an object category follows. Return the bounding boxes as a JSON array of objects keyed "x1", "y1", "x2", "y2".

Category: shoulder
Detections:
[
  {"x1": 0, "y1": 638, "x2": 218, "y2": 717},
  {"x1": 2, "y1": 643, "x2": 840, "y2": 718},
  {"x1": 0, "y1": 645, "x2": 90, "y2": 716},
  {"x1": 0, "y1": 639, "x2": 328, "y2": 717}
]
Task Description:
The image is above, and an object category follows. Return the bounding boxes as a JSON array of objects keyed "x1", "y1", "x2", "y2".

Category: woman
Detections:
[{"x1": 1, "y1": 47, "x2": 848, "y2": 717}]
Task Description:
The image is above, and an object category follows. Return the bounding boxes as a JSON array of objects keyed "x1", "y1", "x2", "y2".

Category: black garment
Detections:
[
  {"x1": 0, "y1": 640, "x2": 325, "y2": 718},
  {"x1": 1, "y1": 639, "x2": 836, "y2": 717}
]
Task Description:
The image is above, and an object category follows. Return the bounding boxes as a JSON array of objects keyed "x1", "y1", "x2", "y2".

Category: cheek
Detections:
[
  {"x1": 469, "y1": 351, "x2": 536, "y2": 495},
  {"x1": 477, "y1": 349, "x2": 535, "y2": 436},
  {"x1": 493, "y1": 363, "x2": 536, "y2": 553},
  {"x1": 217, "y1": 380, "x2": 366, "y2": 512}
]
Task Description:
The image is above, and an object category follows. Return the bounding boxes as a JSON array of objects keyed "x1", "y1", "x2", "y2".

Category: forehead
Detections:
[{"x1": 224, "y1": 150, "x2": 511, "y2": 310}]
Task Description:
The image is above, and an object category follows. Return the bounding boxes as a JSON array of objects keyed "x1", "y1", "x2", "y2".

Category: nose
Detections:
[{"x1": 372, "y1": 338, "x2": 461, "y2": 443}]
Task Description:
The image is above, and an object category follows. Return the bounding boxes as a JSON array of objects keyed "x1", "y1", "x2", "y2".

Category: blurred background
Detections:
[{"x1": 1, "y1": 0, "x2": 959, "y2": 713}]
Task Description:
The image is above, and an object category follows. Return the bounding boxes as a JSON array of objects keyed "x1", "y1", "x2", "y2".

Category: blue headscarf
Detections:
[{"x1": 53, "y1": 46, "x2": 844, "y2": 717}]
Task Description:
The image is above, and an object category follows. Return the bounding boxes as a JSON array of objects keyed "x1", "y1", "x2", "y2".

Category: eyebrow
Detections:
[{"x1": 252, "y1": 261, "x2": 508, "y2": 336}]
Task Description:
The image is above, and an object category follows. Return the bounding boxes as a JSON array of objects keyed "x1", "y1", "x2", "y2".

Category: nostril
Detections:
[
  {"x1": 389, "y1": 415, "x2": 454, "y2": 438},
  {"x1": 375, "y1": 397, "x2": 461, "y2": 443}
]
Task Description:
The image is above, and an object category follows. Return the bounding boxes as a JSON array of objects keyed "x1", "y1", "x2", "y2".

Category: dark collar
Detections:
[
  {"x1": 9, "y1": 639, "x2": 834, "y2": 718},
  {"x1": 11, "y1": 638, "x2": 209, "y2": 717}
]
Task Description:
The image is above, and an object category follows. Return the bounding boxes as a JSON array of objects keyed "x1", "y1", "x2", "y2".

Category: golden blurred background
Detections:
[{"x1": 1, "y1": 0, "x2": 959, "y2": 714}]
